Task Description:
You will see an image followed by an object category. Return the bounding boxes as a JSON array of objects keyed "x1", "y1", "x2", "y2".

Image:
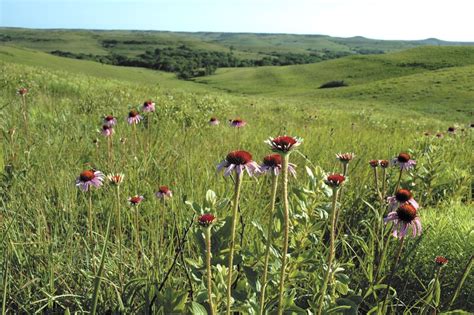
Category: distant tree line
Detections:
[{"x1": 50, "y1": 44, "x2": 351, "y2": 79}]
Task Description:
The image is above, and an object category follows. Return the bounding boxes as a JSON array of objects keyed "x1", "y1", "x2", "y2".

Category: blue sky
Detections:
[{"x1": 1, "y1": 0, "x2": 473, "y2": 41}]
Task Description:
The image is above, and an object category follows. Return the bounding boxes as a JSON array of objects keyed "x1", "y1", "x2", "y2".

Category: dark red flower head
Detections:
[
  {"x1": 18, "y1": 88, "x2": 28, "y2": 95},
  {"x1": 263, "y1": 154, "x2": 282, "y2": 167},
  {"x1": 80, "y1": 170, "x2": 95, "y2": 182},
  {"x1": 144, "y1": 100, "x2": 153, "y2": 106},
  {"x1": 447, "y1": 127, "x2": 456, "y2": 133},
  {"x1": 396, "y1": 203, "x2": 417, "y2": 223},
  {"x1": 158, "y1": 186, "x2": 170, "y2": 194},
  {"x1": 129, "y1": 195, "x2": 144, "y2": 205},
  {"x1": 102, "y1": 125, "x2": 112, "y2": 131},
  {"x1": 226, "y1": 150, "x2": 253, "y2": 165},
  {"x1": 198, "y1": 213, "x2": 216, "y2": 227},
  {"x1": 397, "y1": 153, "x2": 411, "y2": 163},
  {"x1": 436, "y1": 133, "x2": 443, "y2": 138},
  {"x1": 434, "y1": 256, "x2": 448, "y2": 266},
  {"x1": 129, "y1": 109, "x2": 139, "y2": 117},
  {"x1": 266, "y1": 136, "x2": 302, "y2": 153},
  {"x1": 379, "y1": 160, "x2": 389, "y2": 168},
  {"x1": 395, "y1": 189, "x2": 413, "y2": 202},
  {"x1": 369, "y1": 160, "x2": 379, "y2": 168},
  {"x1": 210, "y1": 117, "x2": 218, "y2": 122},
  {"x1": 105, "y1": 115, "x2": 115, "y2": 121},
  {"x1": 325, "y1": 174, "x2": 345, "y2": 188}
]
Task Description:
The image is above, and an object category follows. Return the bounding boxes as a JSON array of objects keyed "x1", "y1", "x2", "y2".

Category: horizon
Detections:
[
  {"x1": 1, "y1": 26, "x2": 473, "y2": 44},
  {"x1": 1, "y1": 0, "x2": 473, "y2": 42}
]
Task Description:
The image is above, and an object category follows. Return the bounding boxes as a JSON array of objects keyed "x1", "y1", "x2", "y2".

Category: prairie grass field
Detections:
[{"x1": 0, "y1": 34, "x2": 473, "y2": 314}]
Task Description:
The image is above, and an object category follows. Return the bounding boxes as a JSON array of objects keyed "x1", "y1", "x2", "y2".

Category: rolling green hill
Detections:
[
  {"x1": 2, "y1": 28, "x2": 474, "y2": 59},
  {"x1": 194, "y1": 46, "x2": 474, "y2": 96},
  {"x1": 0, "y1": 46, "x2": 211, "y2": 92}
]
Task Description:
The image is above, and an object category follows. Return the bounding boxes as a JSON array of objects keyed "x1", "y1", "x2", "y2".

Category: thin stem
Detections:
[
  {"x1": 277, "y1": 154, "x2": 290, "y2": 315},
  {"x1": 393, "y1": 169, "x2": 403, "y2": 195},
  {"x1": 226, "y1": 171, "x2": 243, "y2": 315},
  {"x1": 381, "y1": 237, "x2": 405, "y2": 313},
  {"x1": 374, "y1": 167, "x2": 383, "y2": 202},
  {"x1": 205, "y1": 227, "x2": 215, "y2": 315},
  {"x1": 115, "y1": 186, "x2": 123, "y2": 285},
  {"x1": 316, "y1": 188, "x2": 339, "y2": 315},
  {"x1": 259, "y1": 174, "x2": 279, "y2": 315},
  {"x1": 381, "y1": 167, "x2": 387, "y2": 200},
  {"x1": 107, "y1": 136, "x2": 113, "y2": 166},
  {"x1": 88, "y1": 191, "x2": 93, "y2": 244},
  {"x1": 91, "y1": 213, "x2": 112, "y2": 315},
  {"x1": 21, "y1": 95, "x2": 29, "y2": 143}
]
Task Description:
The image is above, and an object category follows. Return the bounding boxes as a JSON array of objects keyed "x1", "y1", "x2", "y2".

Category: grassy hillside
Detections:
[
  {"x1": 195, "y1": 46, "x2": 474, "y2": 94},
  {"x1": 1, "y1": 37, "x2": 473, "y2": 314},
  {"x1": 2, "y1": 28, "x2": 474, "y2": 59},
  {"x1": 0, "y1": 46, "x2": 211, "y2": 92}
]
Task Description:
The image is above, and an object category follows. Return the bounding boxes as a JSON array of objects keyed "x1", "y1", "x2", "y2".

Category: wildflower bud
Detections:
[
  {"x1": 324, "y1": 174, "x2": 345, "y2": 188},
  {"x1": 198, "y1": 213, "x2": 216, "y2": 227},
  {"x1": 434, "y1": 256, "x2": 448, "y2": 266}
]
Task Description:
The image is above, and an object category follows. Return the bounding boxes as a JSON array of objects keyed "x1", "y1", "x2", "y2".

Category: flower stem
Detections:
[
  {"x1": 381, "y1": 237, "x2": 405, "y2": 313},
  {"x1": 205, "y1": 227, "x2": 215, "y2": 315},
  {"x1": 21, "y1": 94, "x2": 29, "y2": 143},
  {"x1": 316, "y1": 188, "x2": 339, "y2": 315},
  {"x1": 277, "y1": 154, "x2": 290, "y2": 315},
  {"x1": 373, "y1": 167, "x2": 383, "y2": 202},
  {"x1": 393, "y1": 169, "x2": 403, "y2": 195},
  {"x1": 259, "y1": 174, "x2": 279, "y2": 315},
  {"x1": 381, "y1": 167, "x2": 387, "y2": 200},
  {"x1": 226, "y1": 171, "x2": 243, "y2": 315},
  {"x1": 88, "y1": 190, "x2": 93, "y2": 244},
  {"x1": 115, "y1": 186, "x2": 122, "y2": 283}
]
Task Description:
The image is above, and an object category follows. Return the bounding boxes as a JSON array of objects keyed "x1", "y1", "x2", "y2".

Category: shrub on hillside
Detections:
[{"x1": 319, "y1": 80, "x2": 348, "y2": 89}]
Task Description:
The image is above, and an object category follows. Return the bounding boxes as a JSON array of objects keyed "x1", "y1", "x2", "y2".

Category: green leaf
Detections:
[{"x1": 189, "y1": 302, "x2": 208, "y2": 315}]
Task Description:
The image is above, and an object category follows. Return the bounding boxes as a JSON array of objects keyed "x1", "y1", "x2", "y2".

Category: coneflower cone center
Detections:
[
  {"x1": 263, "y1": 154, "x2": 282, "y2": 167},
  {"x1": 397, "y1": 153, "x2": 411, "y2": 163},
  {"x1": 130, "y1": 196, "x2": 141, "y2": 204},
  {"x1": 273, "y1": 136, "x2": 297, "y2": 147},
  {"x1": 328, "y1": 174, "x2": 345, "y2": 184},
  {"x1": 129, "y1": 110, "x2": 138, "y2": 117},
  {"x1": 199, "y1": 213, "x2": 216, "y2": 225},
  {"x1": 159, "y1": 186, "x2": 170, "y2": 194},
  {"x1": 226, "y1": 151, "x2": 252, "y2": 165},
  {"x1": 397, "y1": 203, "x2": 417, "y2": 222},
  {"x1": 105, "y1": 115, "x2": 114, "y2": 121},
  {"x1": 395, "y1": 189, "x2": 412, "y2": 202},
  {"x1": 80, "y1": 170, "x2": 95, "y2": 181}
]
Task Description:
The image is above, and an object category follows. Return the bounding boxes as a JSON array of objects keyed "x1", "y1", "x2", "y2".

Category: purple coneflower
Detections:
[
  {"x1": 379, "y1": 160, "x2": 389, "y2": 168},
  {"x1": 100, "y1": 124, "x2": 114, "y2": 137},
  {"x1": 387, "y1": 189, "x2": 419, "y2": 212},
  {"x1": 336, "y1": 152, "x2": 355, "y2": 164},
  {"x1": 265, "y1": 135, "x2": 302, "y2": 154},
  {"x1": 324, "y1": 173, "x2": 345, "y2": 188},
  {"x1": 229, "y1": 118, "x2": 246, "y2": 128},
  {"x1": 217, "y1": 150, "x2": 260, "y2": 177},
  {"x1": 128, "y1": 195, "x2": 144, "y2": 206},
  {"x1": 107, "y1": 173, "x2": 124, "y2": 186},
  {"x1": 127, "y1": 109, "x2": 142, "y2": 125},
  {"x1": 198, "y1": 213, "x2": 216, "y2": 227},
  {"x1": 260, "y1": 154, "x2": 296, "y2": 177},
  {"x1": 142, "y1": 100, "x2": 155, "y2": 112},
  {"x1": 435, "y1": 256, "x2": 448, "y2": 266},
  {"x1": 369, "y1": 160, "x2": 379, "y2": 168},
  {"x1": 209, "y1": 117, "x2": 219, "y2": 126},
  {"x1": 384, "y1": 203, "x2": 422, "y2": 238},
  {"x1": 76, "y1": 169, "x2": 104, "y2": 192},
  {"x1": 156, "y1": 185, "x2": 173, "y2": 199},
  {"x1": 392, "y1": 152, "x2": 416, "y2": 171},
  {"x1": 103, "y1": 115, "x2": 117, "y2": 127},
  {"x1": 17, "y1": 88, "x2": 28, "y2": 95}
]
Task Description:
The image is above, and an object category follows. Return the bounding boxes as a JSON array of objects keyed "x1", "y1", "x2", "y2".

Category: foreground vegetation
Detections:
[{"x1": 0, "y1": 43, "x2": 473, "y2": 314}]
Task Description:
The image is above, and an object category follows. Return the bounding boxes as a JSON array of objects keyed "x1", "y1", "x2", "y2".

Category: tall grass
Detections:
[{"x1": 0, "y1": 61, "x2": 472, "y2": 313}]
